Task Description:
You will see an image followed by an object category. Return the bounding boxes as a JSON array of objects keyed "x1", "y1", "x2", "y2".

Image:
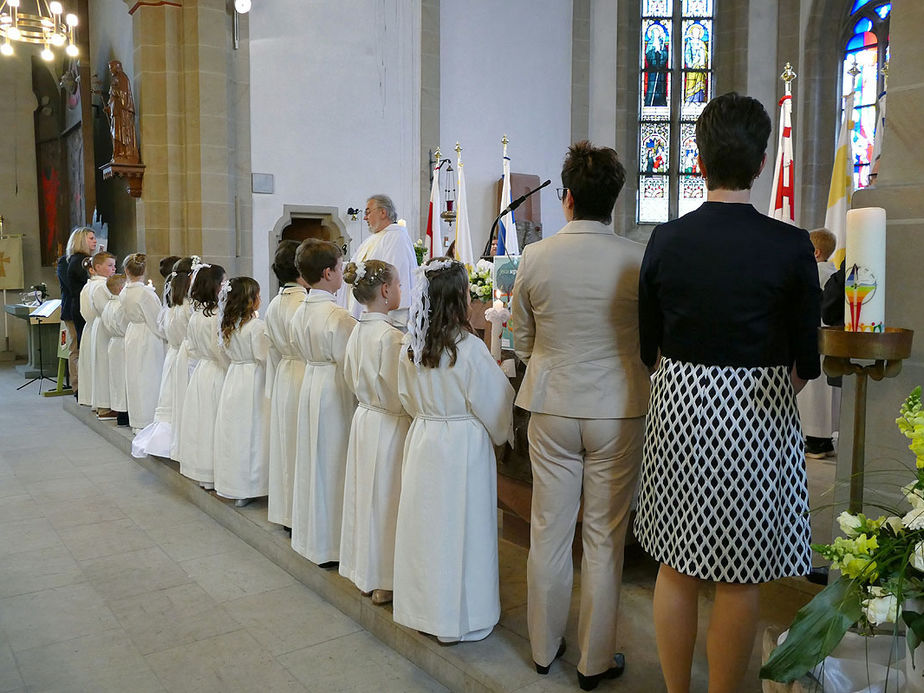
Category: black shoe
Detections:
[
  {"x1": 116, "y1": 412, "x2": 129, "y2": 426},
  {"x1": 535, "y1": 638, "x2": 566, "y2": 675},
  {"x1": 805, "y1": 436, "x2": 835, "y2": 459},
  {"x1": 318, "y1": 561, "x2": 339, "y2": 570},
  {"x1": 578, "y1": 653, "x2": 625, "y2": 691}
]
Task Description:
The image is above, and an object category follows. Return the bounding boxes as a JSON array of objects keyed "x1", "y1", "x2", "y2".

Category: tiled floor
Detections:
[
  {"x1": 0, "y1": 364, "x2": 446, "y2": 693},
  {"x1": 0, "y1": 362, "x2": 837, "y2": 692}
]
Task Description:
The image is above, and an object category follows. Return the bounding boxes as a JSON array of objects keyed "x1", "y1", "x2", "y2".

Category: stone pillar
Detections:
[
  {"x1": 126, "y1": 0, "x2": 249, "y2": 275},
  {"x1": 833, "y1": 0, "x2": 924, "y2": 514}
]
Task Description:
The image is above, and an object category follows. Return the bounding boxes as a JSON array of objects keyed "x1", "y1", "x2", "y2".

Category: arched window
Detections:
[
  {"x1": 638, "y1": 0, "x2": 714, "y2": 224},
  {"x1": 841, "y1": 0, "x2": 890, "y2": 190}
]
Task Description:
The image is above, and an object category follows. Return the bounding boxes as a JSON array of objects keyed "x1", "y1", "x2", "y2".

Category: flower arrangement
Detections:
[
  {"x1": 762, "y1": 386, "x2": 924, "y2": 683},
  {"x1": 468, "y1": 259, "x2": 493, "y2": 303},
  {"x1": 413, "y1": 239, "x2": 426, "y2": 266}
]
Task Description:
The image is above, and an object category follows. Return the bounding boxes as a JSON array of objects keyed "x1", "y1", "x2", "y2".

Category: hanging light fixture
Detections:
[{"x1": 0, "y1": 0, "x2": 79, "y2": 59}]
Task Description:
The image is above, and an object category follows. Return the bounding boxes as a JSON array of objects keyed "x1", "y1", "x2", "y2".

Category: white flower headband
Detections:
[
  {"x1": 406, "y1": 258, "x2": 459, "y2": 367},
  {"x1": 190, "y1": 258, "x2": 211, "y2": 289},
  {"x1": 216, "y1": 278, "x2": 234, "y2": 346},
  {"x1": 355, "y1": 261, "x2": 367, "y2": 281}
]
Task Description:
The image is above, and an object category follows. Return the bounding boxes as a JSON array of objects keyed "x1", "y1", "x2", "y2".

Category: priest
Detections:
[{"x1": 346, "y1": 195, "x2": 417, "y2": 325}]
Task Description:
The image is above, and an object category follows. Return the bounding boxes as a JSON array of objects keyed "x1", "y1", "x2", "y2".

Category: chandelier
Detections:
[{"x1": 0, "y1": 0, "x2": 79, "y2": 59}]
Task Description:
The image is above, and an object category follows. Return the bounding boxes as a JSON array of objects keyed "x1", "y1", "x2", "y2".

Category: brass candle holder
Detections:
[{"x1": 819, "y1": 327, "x2": 914, "y2": 513}]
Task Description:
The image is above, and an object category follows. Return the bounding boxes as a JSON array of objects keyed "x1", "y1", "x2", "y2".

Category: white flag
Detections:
[
  {"x1": 454, "y1": 162, "x2": 476, "y2": 267},
  {"x1": 497, "y1": 154, "x2": 519, "y2": 255}
]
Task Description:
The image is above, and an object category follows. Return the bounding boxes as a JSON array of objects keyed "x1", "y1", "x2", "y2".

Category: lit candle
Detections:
[{"x1": 844, "y1": 207, "x2": 886, "y2": 333}]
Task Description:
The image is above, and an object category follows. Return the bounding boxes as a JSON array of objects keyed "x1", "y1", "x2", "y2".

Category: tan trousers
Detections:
[
  {"x1": 63, "y1": 320, "x2": 79, "y2": 392},
  {"x1": 526, "y1": 413, "x2": 644, "y2": 676}
]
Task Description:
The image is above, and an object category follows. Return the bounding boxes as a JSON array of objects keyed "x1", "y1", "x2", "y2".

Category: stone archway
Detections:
[{"x1": 266, "y1": 205, "x2": 351, "y2": 294}]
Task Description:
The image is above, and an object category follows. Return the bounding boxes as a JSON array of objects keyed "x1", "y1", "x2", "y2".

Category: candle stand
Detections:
[{"x1": 819, "y1": 327, "x2": 914, "y2": 513}]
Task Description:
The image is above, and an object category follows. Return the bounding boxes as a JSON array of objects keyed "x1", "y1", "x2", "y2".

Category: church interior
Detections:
[{"x1": 0, "y1": 0, "x2": 922, "y2": 691}]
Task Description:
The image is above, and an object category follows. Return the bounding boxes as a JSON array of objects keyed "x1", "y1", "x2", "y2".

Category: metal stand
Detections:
[
  {"x1": 16, "y1": 315, "x2": 56, "y2": 393},
  {"x1": 819, "y1": 326, "x2": 914, "y2": 513}
]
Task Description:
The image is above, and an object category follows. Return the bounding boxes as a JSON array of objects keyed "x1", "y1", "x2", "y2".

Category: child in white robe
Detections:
[
  {"x1": 77, "y1": 257, "x2": 101, "y2": 407},
  {"x1": 168, "y1": 259, "x2": 197, "y2": 461},
  {"x1": 101, "y1": 274, "x2": 129, "y2": 425},
  {"x1": 178, "y1": 263, "x2": 228, "y2": 489},
  {"x1": 393, "y1": 258, "x2": 514, "y2": 644},
  {"x1": 133, "y1": 257, "x2": 195, "y2": 459},
  {"x1": 265, "y1": 241, "x2": 309, "y2": 529},
  {"x1": 290, "y1": 239, "x2": 356, "y2": 565},
  {"x1": 339, "y1": 259, "x2": 408, "y2": 605},
  {"x1": 213, "y1": 277, "x2": 270, "y2": 504},
  {"x1": 120, "y1": 254, "x2": 166, "y2": 431},
  {"x1": 88, "y1": 252, "x2": 118, "y2": 419}
]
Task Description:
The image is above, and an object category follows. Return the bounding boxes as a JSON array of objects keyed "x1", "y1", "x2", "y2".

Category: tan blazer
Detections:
[{"x1": 511, "y1": 220, "x2": 650, "y2": 419}]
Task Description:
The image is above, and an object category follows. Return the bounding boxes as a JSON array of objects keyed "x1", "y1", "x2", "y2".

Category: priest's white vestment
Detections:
[
  {"x1": 101, "y1": 295, "x2": 128, "y2": 411},
  {"x1": 121, "y1": 282, "x2": 166, "y2": 429},
  {"x1": 265, "y1": 284, "x2": 308, "y2": 527},
  {"x1": 339, "y1": 312, "x2": 409, "y2": 592},
  {"x1": 89, "y1": 280, "x2": 114, "y2": 410},
  {"x1": 346, "y1": 223, "x2": 418, "y2": 323},
  {"x1": 77, "y1": 275, "x2": 106, "y2": 406},
  {"x1": 392, "y1": 332, "x2": 514, "y2": 639},
  {"x1": 213, "y1": 318, "x2": 270, "y2": 499},
  {"x1": 178, "y1": 309, "x2": 228, "y2": 486},
  {"x1": 290, "y1": 290, "x2": 356, "y2": 564}
]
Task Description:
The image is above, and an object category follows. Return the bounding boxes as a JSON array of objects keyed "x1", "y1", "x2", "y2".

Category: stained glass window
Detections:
[
  {"x1": 638, "y1": 0, "x2": 714, "y2": 224},
  {"x1": 841, "y1": 1, "x2": 890, "y2": 190}
]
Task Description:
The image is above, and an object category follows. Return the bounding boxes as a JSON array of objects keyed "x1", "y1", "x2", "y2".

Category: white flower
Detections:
[
  {"x1": 355, "y1": 261, "x2": 366, "y2": 280},
  {"x1": 912, "y1": 541, "x2": 924, "y2": 572},
  {"x1": 863, "y1": 586, "x2": 899, "y2": 625},
  {"x1": 837, "y1": 511, "x2": 862, "y2": 538},
  {"x1": 476, "y1": 259, "x2": 494, "y2": 273},
  {"x1": 885, "y1": 515, "x2": 904, "y2": 534},
  {"x1": 904, "y1": 482, "x2": 924, "y2": 510},
  {"x1": 904, "y1": 506, "x2": 924, "y2": 530}
]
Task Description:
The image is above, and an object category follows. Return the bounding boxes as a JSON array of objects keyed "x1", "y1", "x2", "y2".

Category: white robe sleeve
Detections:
[
  {"x1": 342, "y1": 329, "x2": 361, "y2": 395},
  {"x1": 465, "y1": 337, "x2": 515, "y2": 446},
  {"x1": 140, "y1": 288, "x2": 166, "y2": 339},
  {"x1": 79, "y1": 284, "x2": 94, "y2": 321},
  {"x1": 90, "y1": 282, "x2": 109, "y2": 316},
  {"x1": 251, "y1": 319, "x2": 269, "y2": 364}
]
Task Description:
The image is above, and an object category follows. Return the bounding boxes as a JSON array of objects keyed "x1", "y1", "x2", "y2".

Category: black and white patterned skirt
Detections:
[{"x1": 634, "y1": 357, "x2": 812, "y2": 584}]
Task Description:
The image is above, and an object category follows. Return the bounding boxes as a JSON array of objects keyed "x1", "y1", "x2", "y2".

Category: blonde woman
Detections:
[{"x1": 56, "y1": 227, "x2": 97, "y2": 395}]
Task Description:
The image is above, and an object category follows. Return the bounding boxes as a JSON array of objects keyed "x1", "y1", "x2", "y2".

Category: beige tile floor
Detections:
[
  {"x1": 0, "y1": 362, "x2": 838, "y2": 692},
  {"x1": 0, "y1": 364, "x2": 446, "y2": 693}
]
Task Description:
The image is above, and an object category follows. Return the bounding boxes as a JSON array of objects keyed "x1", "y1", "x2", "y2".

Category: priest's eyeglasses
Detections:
[{"x1": 555, "y1": 187, "x2": 568, "y2": 201}]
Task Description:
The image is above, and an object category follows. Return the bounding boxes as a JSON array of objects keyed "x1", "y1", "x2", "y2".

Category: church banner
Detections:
[{"x1": 0, "y1": 235, "x2": 25, "y2": 290}]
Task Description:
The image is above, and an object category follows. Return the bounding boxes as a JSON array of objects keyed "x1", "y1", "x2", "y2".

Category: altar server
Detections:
[
  {"x1": 120, "y1": 254, "x2": 166, "y2": 431},
  {"x1": 265, "y1": 241, "x2": 309, "y2": 529},
  {"x1": 178, "y1": 263, "x2": 228, "y2": 489},
  {"x1": 77, "y1": 256, "x2": 102, "y2": 407},
  {"x1": 290, "y1": 239, "x2": 356, "y2": 565},
  {"x1": 339, "y1": 259, "x2": 408, "y2": 605},
  {"x1": 213, "y1": 277, "x2": 270, "y2": 505},
  {"x1": 87, "y1": 252, "x2": 118, "y2": 419},
  {"x1": 132, "y1": 257, "x2": 195, "y2": 458},
  {"x1": 393, "y1": 258, "x2": 514, "y2": 643},
  {"x1": 101, "y1": 274, "x2": 129, "y2": 425}
]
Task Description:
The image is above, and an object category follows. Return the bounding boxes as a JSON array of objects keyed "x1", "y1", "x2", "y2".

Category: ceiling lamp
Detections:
[
  {"x1": 233, "y1": 0, "x2": 250, "y2": 14},
  {"x1": 0, "y1": 0, "x2": 79, "y2": 58}
]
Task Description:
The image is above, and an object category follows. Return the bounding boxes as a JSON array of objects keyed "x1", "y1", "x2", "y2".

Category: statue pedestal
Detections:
[{"x1": 100, "y1": 161, "x2": 145, "y2": 198}]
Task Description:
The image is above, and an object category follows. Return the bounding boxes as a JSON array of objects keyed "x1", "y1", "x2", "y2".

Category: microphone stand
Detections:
[{"x1": 481, "y1": 179, "x2": 551, "y2": 258}]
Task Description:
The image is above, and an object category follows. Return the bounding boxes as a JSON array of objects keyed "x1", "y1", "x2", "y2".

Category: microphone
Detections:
[
  {"x1": 500, "y1": 179, "x2": 551, "y2": 217},
  {"x1": 483, "y1": 179, "x2": 552, "y2": 257}
]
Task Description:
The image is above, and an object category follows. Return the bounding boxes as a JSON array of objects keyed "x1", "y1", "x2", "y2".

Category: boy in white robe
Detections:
[
  {"x1": 290, "y1": 239, "x2": 356, "y2": 566},
  {"x1": 87, "y1": 252, "x2": 118, "y2": 419},
  {"x1": 101, "y1": 274, "x2": 129, "y2": 426},
  {"x1": 77, "y1": 258, "x2": 102, "y2": 407}
]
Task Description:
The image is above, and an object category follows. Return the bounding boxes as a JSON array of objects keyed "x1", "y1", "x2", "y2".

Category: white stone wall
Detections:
[
  {"x1": 248, "y1": 0, "x2": 421, "y2": 293},
  {"x1": 440, "y1": 0, "x2": 574, "y2": 245}
]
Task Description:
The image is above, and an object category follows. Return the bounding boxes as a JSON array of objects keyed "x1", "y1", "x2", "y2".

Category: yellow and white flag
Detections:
[
  {"x1": 826, "y1": 92, "x2": 855, "y2": 269},
  {"x1": 0, "y1": 235, "x2": 24, "y2": 290}
]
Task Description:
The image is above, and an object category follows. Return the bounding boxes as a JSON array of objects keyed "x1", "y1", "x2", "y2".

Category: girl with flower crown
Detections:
[
  {"x1": 289, "y1": 239, "x2": 357, "y2": 566},
  {"x1": 392, "y1": 257, "x2": 514, "y2": 644},
  {"x1": 265, "y1": 241, "x2": 310, "y2": 530},
  {"x1": 132, "y1": 256, "x2": 196, "y2": 459},
  {"x1": 213, "y1": 277, "x2": 270, "y2": 506},
  {"x1": 338, "y1": 259, "x2": 408, "y2": 606},
  {"x1": 120, "y1": 253, "x2": 166, "y2": 432},
  {"x1": 177, "y1": 263, "x2": 228, "y2": 489}
]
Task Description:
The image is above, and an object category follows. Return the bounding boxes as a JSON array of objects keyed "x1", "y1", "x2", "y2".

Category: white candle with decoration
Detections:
[
  {"x1": 844, "y1": 207, "x2": 886, "y2": 333},
  {"x1": 483, "y1": 298, "x2": 510, "y2": 363}
]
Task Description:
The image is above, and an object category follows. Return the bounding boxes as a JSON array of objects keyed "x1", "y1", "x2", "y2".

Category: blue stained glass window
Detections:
[
  {"x1": 875, "y1": 4, "x2": 890, "y2": 19},
  {"x1": 853, "y1": 17, "x2": 873, "y2": 33},
  {"x1": 847, "y1": 32, "x2": 877, "y2": 51},
  {"x1": 850, "y1": 0, "x2": 874, "y2": 12}
]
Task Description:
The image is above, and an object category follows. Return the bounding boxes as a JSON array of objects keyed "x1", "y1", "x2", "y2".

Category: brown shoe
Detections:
[{"x1": 371, "y1": 589, "x2": 393, "y2": 605}]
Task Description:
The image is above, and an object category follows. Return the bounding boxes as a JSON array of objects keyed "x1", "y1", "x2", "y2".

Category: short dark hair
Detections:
[
  {"x1": 560, "y1": 141, "x2": 625, "y2": 224},
  {"x1": 159, "y1": 255, "x2": 181, "y2": 278},
  {"x1": 295, "y1": 239, "x2": 342, "y2": 284},
  {"x1": 272, "y1": 240, "x2": 301, "y2": 284},
  {"x1": 695, "y1": 92, "x2": 771, "y2": 191}
]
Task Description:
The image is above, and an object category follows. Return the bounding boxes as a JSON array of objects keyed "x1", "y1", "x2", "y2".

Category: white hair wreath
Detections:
[
  {"x1": 355, "y1": 261, "x2": 367, "y2": 281},
  {"x1": 406, "y1": 258, "x2": 458, "y2": 367},
  {"x1": 216, "y1": 278, "x2": 233, "y2": 347},
  {"x1": 190, "y1": 260, "x2": 211, "y2": 290}
]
